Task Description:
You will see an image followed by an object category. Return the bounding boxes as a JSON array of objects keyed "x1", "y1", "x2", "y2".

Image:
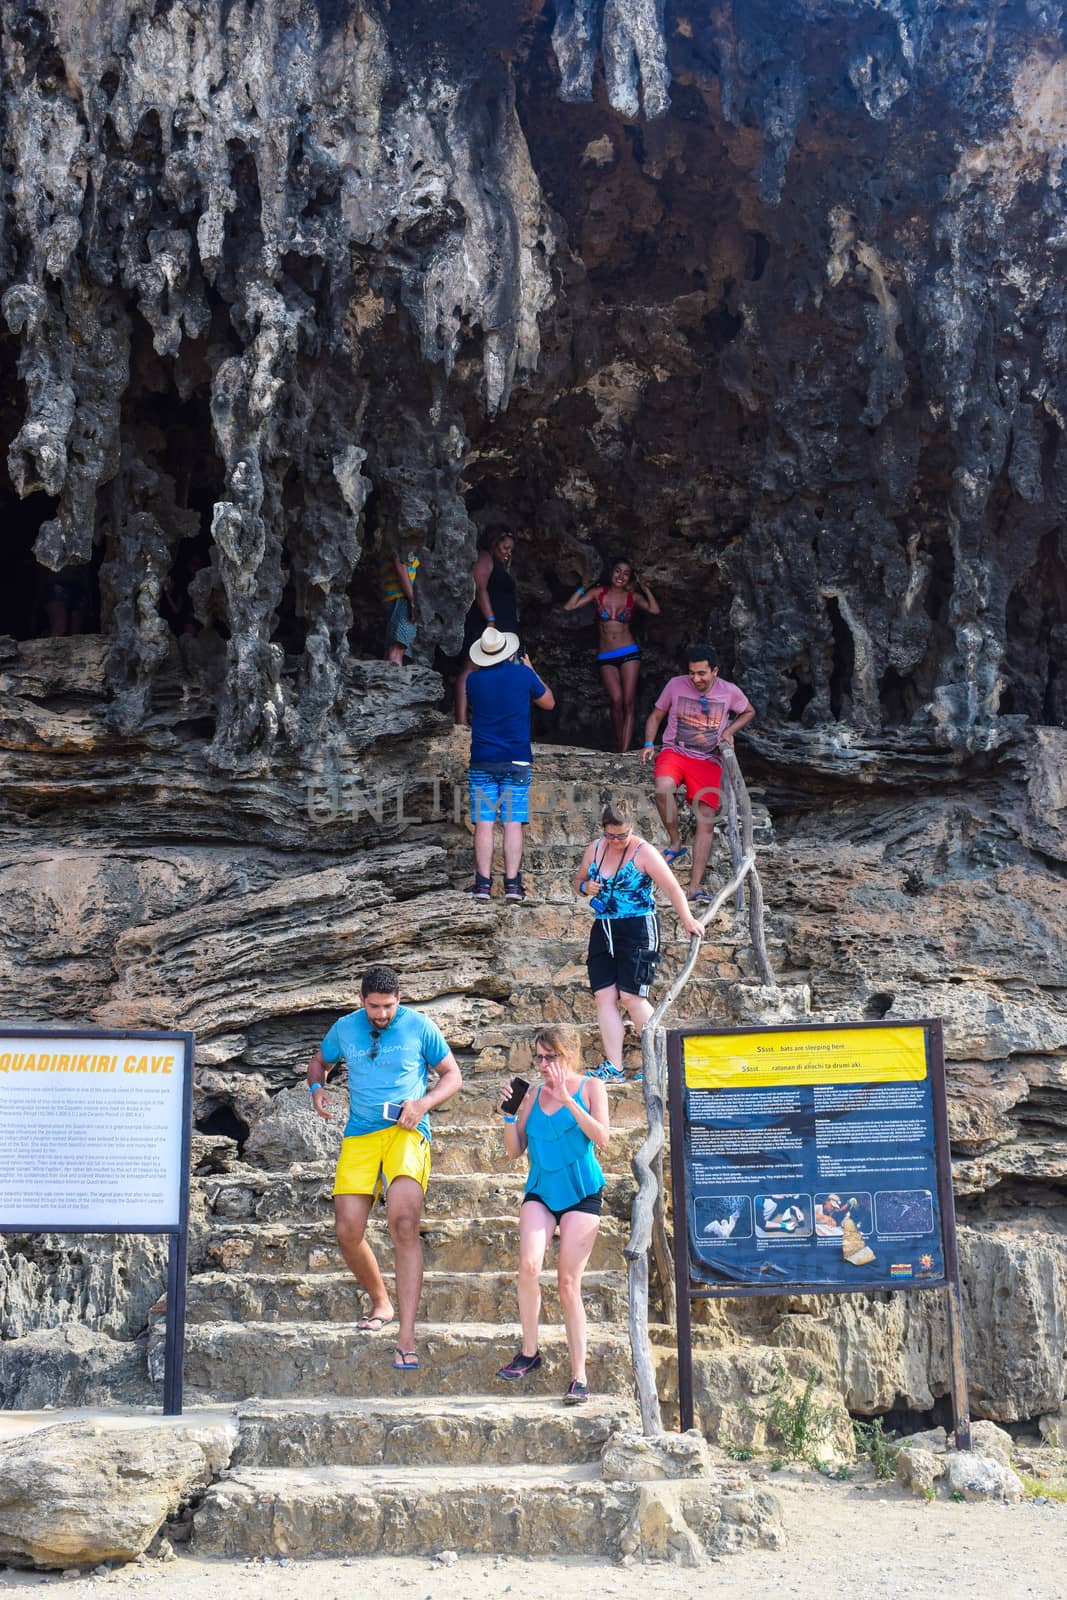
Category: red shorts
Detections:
[{"x1": 654, "y1": 748, "x2": 723, "y2": 810}]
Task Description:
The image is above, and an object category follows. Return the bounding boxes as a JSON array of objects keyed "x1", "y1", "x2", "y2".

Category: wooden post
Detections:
[
  {"x1": 725, "y1": 760, "x2": 745, "y2": 912},
  {"x1": 622, "y1": 748, "x2": 778, "y2": 1434}
]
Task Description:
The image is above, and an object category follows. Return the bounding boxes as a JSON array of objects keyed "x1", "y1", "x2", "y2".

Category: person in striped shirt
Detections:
[{"x1": 380, "y1": 537, "x2": 420, "y2": 664}]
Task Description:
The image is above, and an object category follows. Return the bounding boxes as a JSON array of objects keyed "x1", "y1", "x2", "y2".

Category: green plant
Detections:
[
  {"x1": 853, "y1": 1417, "x2": 900, "y2": 1481},
  {"x1": 949, "y1": 1488, "x2": 966, "y2": 1503},
  {"x1": 764, "y1": 1364, "x2": 840, "y2": 1468},
  {"x1": 769, "y1": 1456, "x2": 784, "y2": 1472},
  {"x1": 1020, "y1": 1475, "x2": 1067, "y2": 1503},
  {"x1": 918, "y1": 1483, "x2": 936, "y2": 1503},
  {"x1": 728, "y1": 1444, "x2": 757, "y2": 1462}
]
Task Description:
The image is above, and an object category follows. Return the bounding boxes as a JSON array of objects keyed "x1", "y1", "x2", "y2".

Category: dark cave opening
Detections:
[
  {"x1": 195, "y1": 1101, "x2": 250, "y2": 1150},
  {"x1": 854, "y1": 1393, "x2": 955, "y2": 1436},
  {"x1": 826, "y1": 595, "x2": 854, "y2": 721},
  {"x1": 0, "y1": 488, "x2": 74, "y2": 640},
  {"x1": 789, "y1": 659, "x2": 816, "y2": 723},
  {"x1": 1003, "y1": 531, "x2": 1067, "y2": 726},
  {"x1": 878, "y1": 665, "x2": 911, "y2": 726}
]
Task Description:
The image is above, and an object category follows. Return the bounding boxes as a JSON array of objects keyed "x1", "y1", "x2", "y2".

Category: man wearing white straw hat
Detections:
[{"x1": 465, "y1": 625, "x2": 555, "y2": 902}]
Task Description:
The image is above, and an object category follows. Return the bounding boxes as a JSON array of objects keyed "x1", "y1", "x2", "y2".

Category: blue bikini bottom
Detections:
[{"x1": 597, "y1": 644, "x2": 641, "y2": 664}]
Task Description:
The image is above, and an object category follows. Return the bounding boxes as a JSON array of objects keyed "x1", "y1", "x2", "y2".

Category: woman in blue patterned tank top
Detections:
[
  {"x1": 574, "y1": 798, "x2": 704, "y2": 1080},
  {"x1": 494, "y1": 1024, "x2": 610, "y2": 1405}
]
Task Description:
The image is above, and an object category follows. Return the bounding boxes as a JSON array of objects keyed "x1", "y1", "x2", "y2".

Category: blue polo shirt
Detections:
[
  {"x1": 467, "y1": 659, "x2": 547, "y2": 765},
  {"x1": 320, "y1": 1005, "x2": 450, "y2": 1141}
]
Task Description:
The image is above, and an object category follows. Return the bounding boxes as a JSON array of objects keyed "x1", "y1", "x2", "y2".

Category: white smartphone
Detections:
[{"x1": 382, "y1": 1101, "x2": 406, "y2": 1121}]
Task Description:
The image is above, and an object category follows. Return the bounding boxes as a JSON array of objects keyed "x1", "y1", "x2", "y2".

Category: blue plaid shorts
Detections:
[{"x1": 468, "y1": 764, "x2": 531, "y2": 824}]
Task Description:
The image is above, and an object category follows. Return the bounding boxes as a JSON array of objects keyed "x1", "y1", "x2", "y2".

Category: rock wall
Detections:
[{"x1": 1, "y1": 1, "x2": 1065, "y2": 1426}]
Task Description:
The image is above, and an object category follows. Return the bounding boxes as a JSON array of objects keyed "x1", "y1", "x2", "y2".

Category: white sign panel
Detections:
[{"x1": 0, "y1": 1032, "x2": 188, "y2": 1229}]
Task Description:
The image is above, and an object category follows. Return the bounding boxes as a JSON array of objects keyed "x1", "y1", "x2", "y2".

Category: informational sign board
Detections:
[
  {"x1": 681, "y1": 1022, "x2": 945, "y2": 1291},
  {"x1": 0, "y1": 1026, "x2": 194, "y2": 1414},
  {"x1": 667, "y1": 1018, "x2": 970, "y2": 1443}
]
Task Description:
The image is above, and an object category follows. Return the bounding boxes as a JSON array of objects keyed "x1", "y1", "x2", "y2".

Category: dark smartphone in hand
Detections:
[{"x1": 500, "y1": 1076, "x2": 530, "y2": 1116}]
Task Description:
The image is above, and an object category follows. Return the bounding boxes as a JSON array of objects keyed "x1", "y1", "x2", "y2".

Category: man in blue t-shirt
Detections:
[
  {"x1": 465, "y1": 625, "x2": 555, "y2": 903},
  {"x1": 307, "y1": 963, "x2": 462, "y2": 1371}
]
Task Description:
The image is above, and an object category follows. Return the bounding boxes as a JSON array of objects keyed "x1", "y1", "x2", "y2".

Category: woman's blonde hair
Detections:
[
  {"x1": 600, "y1": 796, "x2": 636, "y2": 829},
  {"x1": 532, "y1": 1023, "x2": 581, "y2": 1070}
]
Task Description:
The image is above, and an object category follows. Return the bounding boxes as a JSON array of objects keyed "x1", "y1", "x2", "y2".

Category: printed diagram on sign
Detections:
[
  {"x1": 694, "y1": 1194, "x2": 752, "y2": 1240},
  {"x1": 814, "y1": 1191, "x2": 873, "y2": 1236},
  {"x1": 875, "y1": 1189, "x2": 935, "y2": 1235},
  {"x1": 754, "y1": 1193, "x2": 812, "y2": 1237}
]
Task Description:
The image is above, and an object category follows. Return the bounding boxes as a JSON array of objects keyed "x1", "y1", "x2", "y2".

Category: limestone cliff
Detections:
[{"x1": 1, "y1": 1, "x2": 1065, "y2": 1429}]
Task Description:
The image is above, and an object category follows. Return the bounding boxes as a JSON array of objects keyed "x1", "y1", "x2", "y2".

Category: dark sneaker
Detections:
[
  {"x1": 563, "y1": 1379, "x2": 589, "y2": 1405},
  {"x1": 503, "y1": 875, "x2": 526, "y2": 902},
  {"x1": 471, "y1": 874, "x2": 492, "y2": 899},
  {"x1": 496, "y1": 1349, "x2": 542, "y2": 1381}
]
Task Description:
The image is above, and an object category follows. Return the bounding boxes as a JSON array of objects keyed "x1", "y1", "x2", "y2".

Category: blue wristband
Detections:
[
  {"x1": 503, "y1": 1114, "x2": 517, "y2": 1124},
  {"x1": 576, "y1": 586, "x2": 585, "y2": 596},
  {"x1": 309, "y1": 1082, "x2": 323, "y2": 1096},
  {"x1": 644, "y1": 741, "x2": 655, "y2": 748},
  {"x1": 578, "y1": 882, "x2": 588, "y2": 896}
]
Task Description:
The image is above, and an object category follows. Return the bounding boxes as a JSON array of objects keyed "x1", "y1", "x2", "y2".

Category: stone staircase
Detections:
[{"x1": 171, "y1": 745, "x2": 786, "y2": 1562}]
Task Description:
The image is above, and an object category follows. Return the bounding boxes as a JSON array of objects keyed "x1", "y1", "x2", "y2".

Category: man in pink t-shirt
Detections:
[{"x1": 639, "y1": 644, "x2": 755, "y2": 903}]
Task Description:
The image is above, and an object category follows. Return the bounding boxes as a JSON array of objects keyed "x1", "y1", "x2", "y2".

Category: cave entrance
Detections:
[
  {"x1": 0, "y1": 336, "x2": 99, "y2": 641},
  {"x1": 1003, "y1": 531, "x2": 1067, "y2": 725}
]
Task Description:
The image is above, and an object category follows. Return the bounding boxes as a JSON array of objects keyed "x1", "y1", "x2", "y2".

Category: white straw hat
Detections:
[{"x1": 469, "y1": 625, "x2": 520, "y2": 667}]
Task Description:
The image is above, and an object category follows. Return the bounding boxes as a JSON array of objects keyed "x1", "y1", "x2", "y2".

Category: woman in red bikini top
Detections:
[{"x1": 562, "y1": 556, "x2": 660, "y2": 750}]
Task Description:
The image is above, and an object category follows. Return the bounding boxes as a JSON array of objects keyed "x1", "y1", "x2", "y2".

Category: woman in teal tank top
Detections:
[{"x1": 495, "y1": 1024, "x2": 610, "y2": 1405}]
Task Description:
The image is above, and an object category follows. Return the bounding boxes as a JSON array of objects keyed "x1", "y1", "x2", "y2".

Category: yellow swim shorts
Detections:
[{"x1": 332, "y1": 1125, "x2": 432, "y2": 1198}]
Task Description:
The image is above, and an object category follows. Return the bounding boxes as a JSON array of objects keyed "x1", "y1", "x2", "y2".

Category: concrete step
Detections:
[
  {"x1": 191, "y1": 1457, "x2": 783, "y2": 1560},
  {"x1": 201, "y1": 1169, "x2": 636, "y2": 1225},
  {"x1": 230, "y1": 1393, "x2": 638, "y2": 1468},
  {"x1": 171, "y1": 1321, "x2": 634, "y2": 1403},
  {"x1": 197, "y1": 1214, "x2": 632, "y2": 1276},
  {"x1": 184, "y1": 1269, "x2": 631, "y2": 1326}
]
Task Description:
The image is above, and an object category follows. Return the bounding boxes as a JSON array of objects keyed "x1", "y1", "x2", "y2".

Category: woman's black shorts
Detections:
[
  {"x1": 586, "y1": 913, "x2": 661, "y2": 997},
  {"x1": 523, "y1": 1190, "x2": 604, "y2": 1224}
]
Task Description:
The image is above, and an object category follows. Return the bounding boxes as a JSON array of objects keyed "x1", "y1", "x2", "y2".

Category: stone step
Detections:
[
  {"x1": 392, "y1": 1118, "x2": 647, "y2": 1172},
  {"x1": 230, "y1": 1393, "x2": 637, "y2": 1468},
  {"x1": 192, "y1": 1463, "x2": 627, "y2": 1558},
  {"x1": 198, "y1": 1214, "x2": 632, "y2": 1276},
  {"x1": 191, "y1": 1458, "x2": 783, "y2": 1560},
  {"x1": 171, "y1": 1321, "x2": 634, "y2": 1403},
  {"x1": 500, "y1": 980, "x2": 739, "y2": 1024},
  {"x1": 402, "y1": 1076, "x2": 651, "y2": 1122},
  {"x1": 202, "y1": 1169, "x2": 636, "y2": 1224},
  {"x1": 184, "y1": 1269, "x2": 631, "y2": 1326},
  {"x1": 450, "y1": 852, "x2": 776, "y2": 902}
]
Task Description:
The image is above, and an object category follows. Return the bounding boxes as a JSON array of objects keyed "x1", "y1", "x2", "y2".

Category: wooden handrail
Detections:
[{"x1": 624, "y1": 747, "x2": 776, "y2": 1434}]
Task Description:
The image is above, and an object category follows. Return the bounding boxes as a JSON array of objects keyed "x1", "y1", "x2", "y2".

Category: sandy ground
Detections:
[{"x1": 0, "y1": 1476, "x2": 1063, "y2": 1600}]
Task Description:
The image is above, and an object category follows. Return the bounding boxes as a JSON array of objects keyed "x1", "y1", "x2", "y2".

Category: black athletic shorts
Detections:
[
  {"x1": 523, "y1": 1190, "x2": 604, "y2": 1224},
  {"x1": 586, "y1": 913, "x2": 661, "y2": 997}
]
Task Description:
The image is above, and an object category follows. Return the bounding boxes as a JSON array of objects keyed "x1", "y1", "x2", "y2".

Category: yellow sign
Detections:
[{"x1": 683, "y1": 1025, "x2": 928, "y2": 1090}]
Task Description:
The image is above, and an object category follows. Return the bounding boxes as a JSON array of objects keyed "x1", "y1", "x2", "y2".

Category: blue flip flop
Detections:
[
  {"x1": 663, "y1": 847, "x2": 688, "y2": 865},
  {"x1": 392, "y1": 1347, "x2": 419, "y2": 1370}
]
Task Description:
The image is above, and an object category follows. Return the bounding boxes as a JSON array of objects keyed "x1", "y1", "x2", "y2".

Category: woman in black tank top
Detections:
[{"x1": 455, "y1": 531, "x2": 519, "y2": 724}]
